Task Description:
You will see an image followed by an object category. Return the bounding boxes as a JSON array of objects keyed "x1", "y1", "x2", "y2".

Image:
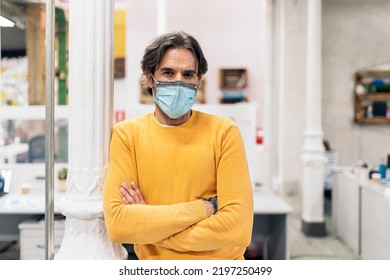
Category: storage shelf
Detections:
[
  {"x1": 356, "y1": 70, "x2": 390, "y2": 78},
  {"x1": 356, "y1": 93, "x2": 390, "y2": 101},
  {"x1": 219, "y1": 68, "x2": 248, "y2": 91},
  {"x1": 0, "y1": 105, "x2": 69, "y2": 120},
  {"x1": 354, "y1": 70, "x2": 390, "y2": 124},
  {"x1": 355, "y1": 117, "x2": 390, "y2": 124}
]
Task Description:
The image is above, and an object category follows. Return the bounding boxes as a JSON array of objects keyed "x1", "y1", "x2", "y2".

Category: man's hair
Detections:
[{"x1": 140, "y1": 31, "x2": 208, "y2": 95}]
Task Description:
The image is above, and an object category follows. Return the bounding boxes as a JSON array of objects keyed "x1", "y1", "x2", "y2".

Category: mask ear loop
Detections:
[
  {"x1": 150, "y1": 74, "x2": 159, "y2": 84},
  {"x1": 194, "y1": 76, "x2": 202, "y2": 90},
  {"x1": 150, "y1": 74, "x2": 159, "y2": 101}
]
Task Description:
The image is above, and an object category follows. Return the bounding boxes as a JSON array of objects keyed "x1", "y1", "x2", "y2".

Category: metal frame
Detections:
[{"x1": 45, "y1": 0, "x2": 55, "y2": 260}]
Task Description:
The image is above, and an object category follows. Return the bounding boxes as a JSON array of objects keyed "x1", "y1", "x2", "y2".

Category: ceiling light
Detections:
[{"x1": 0, "y1": 16, "x2": 15, "y2": 28}]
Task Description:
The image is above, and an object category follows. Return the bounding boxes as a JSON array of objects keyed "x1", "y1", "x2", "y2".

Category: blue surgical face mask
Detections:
[{"x1": 151, "y1": 75, "x2": 198, "y2": 119}]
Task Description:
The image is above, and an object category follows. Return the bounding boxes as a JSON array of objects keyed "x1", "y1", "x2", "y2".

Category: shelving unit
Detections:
[
  {"x1": 354, "y1": 70, "x2": 390, "y2": 124},
  {"x1": 219, "y1": 68, "x2": 248, "y2": 90},
  {"x1": 219, "y1": 68, "x2": 248, "y2": 103}
]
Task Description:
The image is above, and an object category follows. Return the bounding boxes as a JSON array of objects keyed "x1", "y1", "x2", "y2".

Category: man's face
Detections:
[{"x1": 147, "y1": 48, "x2": 200, "y2": 89}]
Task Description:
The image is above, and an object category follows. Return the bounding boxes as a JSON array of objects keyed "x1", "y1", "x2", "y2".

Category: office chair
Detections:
[{"x1": 28, "y1": 135, "x2": 45, "y2": 163}]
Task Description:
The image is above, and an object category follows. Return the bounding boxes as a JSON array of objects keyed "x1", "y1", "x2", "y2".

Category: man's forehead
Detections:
[
  {"x1": 160, "y1": 48, "x2": 196, "y2": 63},
  {"x1": 156, "y1": 53, "x2": 197, "y2": 73}
]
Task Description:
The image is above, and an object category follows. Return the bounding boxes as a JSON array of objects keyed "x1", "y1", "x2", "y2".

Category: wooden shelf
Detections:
[
  {"x1": 356, "y1": 117, "x2": 390, "y2": 124},
  {"x1": 356, "y1": 70, "x2": 390, "y2": 78},
  {"x1": 354, "y1": 70, "x2": 390, "y2": 124},
  {"x1": 356, "y1": 93, "x2": 390, "y2": 101},
  {"x1": 219, "y1": 68, "x2": 247, "y2": 91}
]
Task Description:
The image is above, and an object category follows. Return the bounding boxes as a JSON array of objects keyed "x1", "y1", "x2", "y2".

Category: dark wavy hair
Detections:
[{"x1": 140, "y1": 31, "x2": 208, "y2": 95}]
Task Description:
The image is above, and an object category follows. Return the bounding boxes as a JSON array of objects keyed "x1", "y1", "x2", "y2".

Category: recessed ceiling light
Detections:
[{"x1": 0, "y1": 16, "x2": 15, "y2": 28}]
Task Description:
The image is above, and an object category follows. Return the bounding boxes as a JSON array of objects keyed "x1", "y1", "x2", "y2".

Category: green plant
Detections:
[{"x1": 58, "y1": 167, "x2": 68, "y2": 180}]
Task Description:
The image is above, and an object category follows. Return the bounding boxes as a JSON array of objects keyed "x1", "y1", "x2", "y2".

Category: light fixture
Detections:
[{"x1": 0, "y1": 16, "x2": 15, "y2": 28}]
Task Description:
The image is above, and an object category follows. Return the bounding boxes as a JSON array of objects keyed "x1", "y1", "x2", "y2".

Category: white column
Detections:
[
  {"x1": 55, "y1": 0, "x2": 127, "y2": 259},
  {"x1": 259, "y1": 0, "x2": 273, "y2": 190},
  {"x1": 157, "y1": 0, "x2": 168, "y2": 35},
  {"x1": 301, "y1": 0, "x2": 327, "y2": 236},
  {"x1": 270, "y1": 0, "x2": 285, "y2": 194}
]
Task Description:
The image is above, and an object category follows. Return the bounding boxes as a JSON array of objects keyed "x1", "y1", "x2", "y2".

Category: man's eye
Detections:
[
  {"x1": 184, "y1": 73, "x2": 195, "y2": 78},
  {"x1": 163, "y1": 71, "x2": 174, "y2": 76}
]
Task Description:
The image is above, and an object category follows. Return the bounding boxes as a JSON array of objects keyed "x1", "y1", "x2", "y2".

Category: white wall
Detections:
[
  {"x1": 322, "y1": 0, "x2": 390, "y2": 167},
  {"x1": 120, "y1": 0, "x2": 267, "y2": 127}
]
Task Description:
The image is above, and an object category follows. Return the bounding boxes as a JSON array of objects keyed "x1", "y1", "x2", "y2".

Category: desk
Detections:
[
  {"x1": 252, "y1": 187, "x2": 293, "y2": 259},
  {"x1": 0, "y1": 165, "x2": 66, "y2": 259},
  {"x1": 333, "y1": 169, "x2": 390, "y2": 259},
  {"x1": 0, "y1": 183, "x2": 64, "y2": 241},
  {"x1": 333, "y1": 171, "x2": 360, "y2": 253},
  {"x1": 360, "y1": 180, "x2": 390, "y2": 260}
]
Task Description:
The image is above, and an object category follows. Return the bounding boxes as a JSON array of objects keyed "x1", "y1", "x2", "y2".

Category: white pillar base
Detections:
[
  {"x1": 55, "y1": 167, "x2": 128, "y2": 259},
  {"x1": 301, "y1": 146, "x2": 327, "y2": 237},
  {"x1": 55, "y1": 218, "x2": 128, "y2": 260},
  {"x1": 301, "y1": 219, "x2": 326, "y2": 237}
]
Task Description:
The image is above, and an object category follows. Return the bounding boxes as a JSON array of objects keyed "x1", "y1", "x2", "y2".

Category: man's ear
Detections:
[
  {"x1": 145, "y1": 72, "x2": 154, "y2": 89},
  {"x1": 197, "y1": 75, "x2": 203, "y2": 87}
]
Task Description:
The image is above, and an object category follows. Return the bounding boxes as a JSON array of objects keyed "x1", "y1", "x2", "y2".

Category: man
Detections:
[{"x1": 103, "y1": 31, "x2": 253, "y2": 260}]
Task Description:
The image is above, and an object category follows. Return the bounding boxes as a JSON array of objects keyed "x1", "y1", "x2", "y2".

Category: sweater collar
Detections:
[{"x1": 149, "y1": 110, "x2": 198, "y2": 131}]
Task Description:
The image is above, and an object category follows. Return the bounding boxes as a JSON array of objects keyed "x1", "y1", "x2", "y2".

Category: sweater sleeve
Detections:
[
  {"x1": 103, "y1": 125, "x2": 208, "y2": 245},
  {"x1": 155, "y1": 124, "x2": 254, "y2": 251}
]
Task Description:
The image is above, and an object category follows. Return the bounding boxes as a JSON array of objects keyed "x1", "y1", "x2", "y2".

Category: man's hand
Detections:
[
  {"x1": 203, "y1": 200, "x2": 214, "y2": 218},
  {"x1": 120, "y1": 181, "x2": 146, "y2": 205}
]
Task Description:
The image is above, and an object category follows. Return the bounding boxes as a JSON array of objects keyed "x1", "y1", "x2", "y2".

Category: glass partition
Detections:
[
  {"x1": 0, "y1": 119, "x2": 68, "y2": 164},
  {"x1": 1, "y1": 1, "x2": 69, "y2": 165}
]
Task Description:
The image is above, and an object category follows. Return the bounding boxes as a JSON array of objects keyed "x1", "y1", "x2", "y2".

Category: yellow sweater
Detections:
[{"x1": 103, "y1": 110, "x2": 254, "y2": 259}]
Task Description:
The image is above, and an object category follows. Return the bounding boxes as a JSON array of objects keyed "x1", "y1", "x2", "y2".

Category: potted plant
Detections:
[{"x1": 57, "y1": 167, "x2": 68, "y2": 192}]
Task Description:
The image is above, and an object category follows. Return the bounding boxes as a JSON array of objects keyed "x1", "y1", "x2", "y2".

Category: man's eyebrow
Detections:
[
  {"x1": 159, "y1": 67, "x2": 174, "y2": 72},
  {"x1": 158, "y1": 67, "x2": 196, "y2": 73},
  {"x1": 183, "y1": 69, "x2": 196, "y2": 74}
]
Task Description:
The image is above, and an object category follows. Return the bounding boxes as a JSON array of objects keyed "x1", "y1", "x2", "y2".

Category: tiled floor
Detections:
[
  {"x1": 0, "y1": 191, "x2": 361, "y2": 260},
  {"x1": 285, "y1": 192, "x2": 360, "y2": 260}
]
